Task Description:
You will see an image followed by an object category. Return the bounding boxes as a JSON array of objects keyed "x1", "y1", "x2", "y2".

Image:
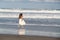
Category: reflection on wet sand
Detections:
[{"x1": 18, "y1": 25, "x2": 25, "y2": 35}]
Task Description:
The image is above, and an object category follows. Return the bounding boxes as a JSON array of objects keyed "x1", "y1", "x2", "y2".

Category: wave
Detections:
[
  {"x1": 0, "y1": 23, "x2": 60, "y2": 27},
  {"x1": 0, "y1": 9, "x2": 60, "y2": 18},
  {"x1": 0, "y1": 13, "x2": 60, "y2": 18},
  {"x1": 0, "y1": 9, "x2": 60, "y2": 13}
]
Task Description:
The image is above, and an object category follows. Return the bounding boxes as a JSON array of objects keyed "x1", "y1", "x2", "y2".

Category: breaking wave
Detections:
[{"x1": 0, "y1": 9, "x2": 60, "y2": 18}]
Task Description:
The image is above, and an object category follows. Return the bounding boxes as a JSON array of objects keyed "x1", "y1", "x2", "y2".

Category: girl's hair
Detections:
[{"x1": 19, "y1": 13, "x2": 23, "y2": 19}]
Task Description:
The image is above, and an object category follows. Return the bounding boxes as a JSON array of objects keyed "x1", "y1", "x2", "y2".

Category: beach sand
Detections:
[{"x1": 0, "y1": 34, "x2": 60, "y2": 40}]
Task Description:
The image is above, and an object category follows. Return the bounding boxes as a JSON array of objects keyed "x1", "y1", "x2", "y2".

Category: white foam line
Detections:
[
  {"x1": 0, "y1": 9, "x2": 60, "y2": 13},
  {"x1": 0, "y1": 16, "x2": 60, "y2": 19},
  {"x1": 26, "y1": 30, "x2": 60, "y2": 37},
  {"x1": 0, "y1": 23, "x2": 60, "y2": 27},
  {"x1": 0, "y1": 23, "x2": 18, "y2": 25}
]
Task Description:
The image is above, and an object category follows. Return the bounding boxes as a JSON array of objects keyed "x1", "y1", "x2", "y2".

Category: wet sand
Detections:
[{"x1": 0, "y1": 34, "x2": 60, "y2": 40}]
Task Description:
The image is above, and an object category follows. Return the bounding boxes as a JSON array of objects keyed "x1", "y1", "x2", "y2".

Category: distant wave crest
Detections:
[
  {"x1": 0, "y1": 9, "x2": 60, "y2": 18},
  {"x1": 0, "y1": 9, "x2": 60, "y2": 13}
]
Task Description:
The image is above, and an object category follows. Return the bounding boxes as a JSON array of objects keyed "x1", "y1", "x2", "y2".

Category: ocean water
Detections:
[
  {"x1": 0, "y1": 1, "x2": 60, "y2": 9},
  {"x1": 0, "y1": 10, "x2": 60, "y2": 37}
]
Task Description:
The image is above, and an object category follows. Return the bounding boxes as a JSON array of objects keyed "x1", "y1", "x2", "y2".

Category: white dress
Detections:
[
  {"x1": 19, "y1": 19, "x2": 26, "y2": 25},
  {"x1": 18, "y1": 19, "x2": 26, "y2": 35}
]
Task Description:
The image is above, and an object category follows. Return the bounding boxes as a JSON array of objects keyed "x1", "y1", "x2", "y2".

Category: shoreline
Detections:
[{"x1": 0, "y1": 34, "x2": 60, "y2": 40}]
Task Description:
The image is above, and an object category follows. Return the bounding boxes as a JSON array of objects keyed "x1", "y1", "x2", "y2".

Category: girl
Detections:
[
  {"x1": 19, "y1": 13, "x2": 26, "y2": 26},
  {"x1": 18, "y1": 13, "x2": 26, "y2": 35}
]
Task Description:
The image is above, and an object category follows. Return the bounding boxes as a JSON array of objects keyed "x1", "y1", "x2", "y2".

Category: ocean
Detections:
[
  {"x1": 0, "y1": 9, "x2": 60, "y2": 37},
  {"x1": 0, "y1": 2, "x2": 60, "y2": 9}
]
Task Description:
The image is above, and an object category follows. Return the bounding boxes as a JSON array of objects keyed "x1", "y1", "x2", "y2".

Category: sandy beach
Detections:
[{"x1": 0, "y1": 34, "x2": 60, "y2": 40}]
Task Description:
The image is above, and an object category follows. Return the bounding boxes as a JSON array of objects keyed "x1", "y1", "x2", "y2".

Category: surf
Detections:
[{"x1": 0, "y1": 9, "x2": 60, "y2": 13}]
